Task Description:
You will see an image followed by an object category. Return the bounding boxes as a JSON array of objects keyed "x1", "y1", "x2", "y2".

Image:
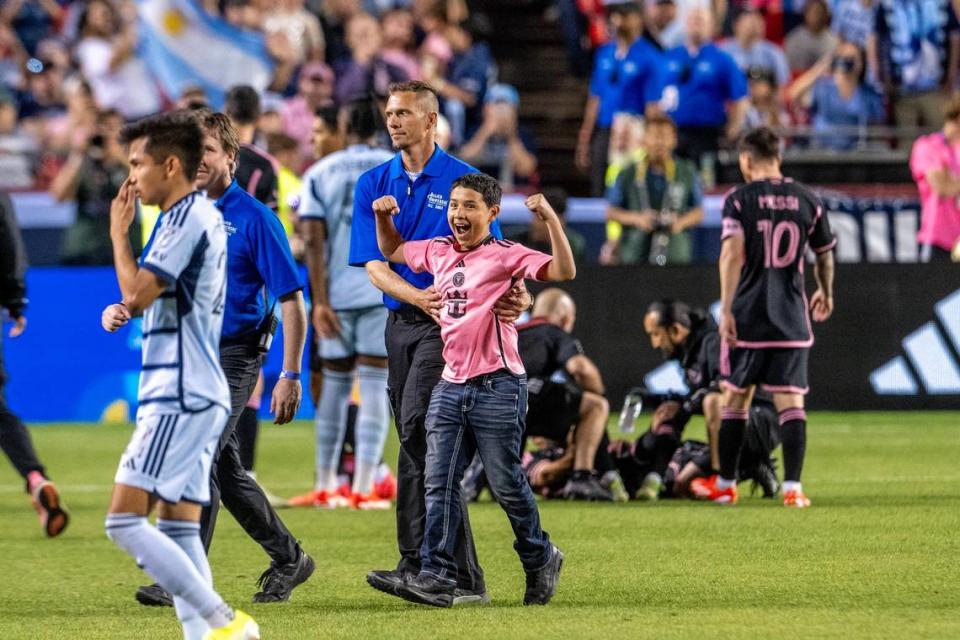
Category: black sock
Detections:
[
  {"x1": 718, "y1": 409, "x2": 749, "y2": 481},
  {"x1": 571, "y1": 469, "x2": 592, "y2": 482},
  {"x1": 652, "y1": 421, "x2": 679, "y2": 477},
  {"x1": 778, "y1": 408, "x2": 807, "y2": 483},
  {"x1": 235, "y1": 406, "x2": 259, "y2": 472}
]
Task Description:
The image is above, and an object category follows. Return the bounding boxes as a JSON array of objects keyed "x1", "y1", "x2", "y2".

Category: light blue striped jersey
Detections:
[
  {"x1": 299, "y1": 144, "x2": 393, "y2": 310},
  {"x1": 138, "y1": 191, "x2": 230, "y2": 415}
]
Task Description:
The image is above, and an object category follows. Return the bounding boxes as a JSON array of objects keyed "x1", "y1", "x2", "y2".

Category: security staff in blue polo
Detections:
[
  {"x1": 575, "y1": 1, "x2": 645, "y2": 197},
  {"x1": 654, "y1": 7, "x2": 749, "y2": 166},
  {"x1": 133, "y1": 110, "x2": 315, "y2": 608},
  {"x1": 350, "y1": 81, "x2": 531, "y2": 604}
]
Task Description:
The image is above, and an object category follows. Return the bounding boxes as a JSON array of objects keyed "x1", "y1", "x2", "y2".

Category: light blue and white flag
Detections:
[{"x1": 137, "y1": 0, "x2": 274, "y2": 108}]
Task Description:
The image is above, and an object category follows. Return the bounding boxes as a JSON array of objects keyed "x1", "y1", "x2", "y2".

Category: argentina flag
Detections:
[{"x1": 136, "y1": 0, "x2": 274, "y2": 108}]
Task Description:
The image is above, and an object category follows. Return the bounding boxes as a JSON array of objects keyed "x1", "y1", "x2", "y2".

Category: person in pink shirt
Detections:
[
  {"x1": 372, "y1": 173, "x2": 575, "y2": 608},
  {"x1": 910, "y1": 96, "x2": 960, "y2": 263}
]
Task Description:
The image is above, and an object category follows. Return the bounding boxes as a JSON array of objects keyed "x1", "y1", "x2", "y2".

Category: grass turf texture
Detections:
[{"x1": 0, "y1": 412, "x2": 957, "y2": 639}]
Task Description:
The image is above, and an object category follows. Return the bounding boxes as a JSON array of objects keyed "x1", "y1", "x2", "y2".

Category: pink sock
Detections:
[{"x1": 26, "y1": 471, "x2": 46, "y2": 493}]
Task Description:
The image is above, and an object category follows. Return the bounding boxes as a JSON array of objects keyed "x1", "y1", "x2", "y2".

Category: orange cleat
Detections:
[
  {"x1": 287, "y1": 489, "x2": 349, "y2": 508},
  {"x1": 783, "y1": 490, "x2": 811, "y2": 508},
  {"x1": 689, "y1": 475, "x2": 738, "y2": 504},
  {"x1": 350, "y1": 492, "x2": 391, "y2": 510}
]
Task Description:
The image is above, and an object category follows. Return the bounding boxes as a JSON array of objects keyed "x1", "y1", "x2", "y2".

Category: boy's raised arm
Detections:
[
  {"x1": 525, "y1": 194, "x2": 576, "y2": 281},
  {"x1": 373, "y1": 195, "x2": 407, "y2": 265}
]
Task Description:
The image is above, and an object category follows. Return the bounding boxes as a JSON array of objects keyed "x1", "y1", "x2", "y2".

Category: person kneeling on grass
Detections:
[{"x1": 372, "y1": 174, "x2": 574, "y2": 607}]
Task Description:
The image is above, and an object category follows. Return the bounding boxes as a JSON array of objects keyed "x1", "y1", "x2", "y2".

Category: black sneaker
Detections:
[
  {"x1": 452, "y1": 586, "x2": 491, "y2": 606},
  {"x1": 135, "y1": 583, "x2": 173, "y2": 607},
  {"x1": 366, "y1": 568, "x2": 413, "y2": 597},
  {"x1": 750, "y1": 457, "x2": 781, "y2": 498},
  {"x1": 252, "y1": 550, "x2": 315, "y2": 603},
  {"x1": 523, "y1": 546, "x2": 564, "y2": 606},
  {"x1": 563, "y1": 473, "x2": 613, "y2": 501},
  {"x1": 396, "y1": 574, "x2": 455, "y2": 608}
]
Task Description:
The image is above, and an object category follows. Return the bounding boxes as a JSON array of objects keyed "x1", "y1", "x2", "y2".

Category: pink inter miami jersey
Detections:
[{"x1": 403, "y1": 236, "x2": 553, "y2": 383}]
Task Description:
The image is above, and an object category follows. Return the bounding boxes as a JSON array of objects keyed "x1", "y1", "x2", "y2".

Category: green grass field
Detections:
[{"x1": 1, "y1": 412, "x2": 958, "y2": 639}]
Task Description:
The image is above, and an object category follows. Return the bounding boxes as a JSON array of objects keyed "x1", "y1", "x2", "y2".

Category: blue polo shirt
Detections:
[
  {"x1": 617, "y1": 38, "x2": 663, "y2": 115},
  {"x1": 656, "y1": 44, "x2": 748, "y2": 128},
  {"x1": 214, "y1": 180, "x2": 303, "y2": 339},
  {"x1": 589, "y1": 41, "x2": 632, "y2": 129},
  {"x1": 349, "y1": 144, "x2": 502, "y2": 311}
]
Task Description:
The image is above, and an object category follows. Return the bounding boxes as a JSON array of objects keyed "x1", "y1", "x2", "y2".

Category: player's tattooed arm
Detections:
[
  {"x1": 372, "y1": 196, "x2": 407, "y2": 264},
  {"x1": 718, "y1": 234, "x2": 745, "y2": 345},
  {"x1": 109, "y1": 179, "x2": 166, "y2": 316},
  {"x1": 811, "y1": 250, "x2": 835, "y2": 322}
]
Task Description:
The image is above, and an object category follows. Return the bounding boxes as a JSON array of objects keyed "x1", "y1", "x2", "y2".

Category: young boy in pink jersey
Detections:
[{"x1": 372, "y1": 173, "x2": 576, "y2": 608}]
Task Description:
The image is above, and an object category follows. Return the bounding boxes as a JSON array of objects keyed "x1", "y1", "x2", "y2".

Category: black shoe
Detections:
[
  {"x1": 524, "y1": 546, "x2": 564, "y2": 606},
  {"x1": 452, "y1": 586, "x2": 491, "y2": 606},
  {"x1": 751, "y1": 457, "x2": 781, "y2": 498},
  {"x1": 396, "y1": 574, "x2": 456, "y2": 608},
  {"x1": 135, "y1": 583, "x2": 173, "y2": 607},
  {"x1": 252, "y1": 550, "x2": 315, "y2": 603},
  {"x1": 366, "y1": 568, "x2": 414, "y2": 597},
  {"x1": 563, "y1": 474, "x2": 613, "y2": 501}
]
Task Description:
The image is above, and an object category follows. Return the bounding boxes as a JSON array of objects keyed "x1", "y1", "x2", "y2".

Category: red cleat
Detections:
[
  {"x1": 689, "y1": 475, "x2": 738, "y2": 504},
  {"x1": 373, "y1": 464, "x2": 397, "y2": 501},
  {"x1": 783, "y1": 490, "x2": 811, "y2": 508},
  {"x1": 350, "y1": 492, "x2": 391, "y2": 510},
  {"x1": 287, "y1": 489, "x2": 349, "y2": 508}
]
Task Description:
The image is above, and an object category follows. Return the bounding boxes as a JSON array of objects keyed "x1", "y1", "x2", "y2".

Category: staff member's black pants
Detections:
[
  {"x1": 199, "y1": 340, "x2": 300, "y2": 564},
  {"x1": 0, "y1": 332, "x2": 45, "y2": 486},
  {"x1": 386, "y1": 309, "x2": 485, "y2": 592}
]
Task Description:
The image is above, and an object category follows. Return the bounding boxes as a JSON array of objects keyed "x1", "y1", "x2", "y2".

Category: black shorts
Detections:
[
  {"x1": 721, "y1": 344, "x2": 809, "y2": 395},
  {"x1": 525, "y1": 378, "x2": 582, "y2": 442}
]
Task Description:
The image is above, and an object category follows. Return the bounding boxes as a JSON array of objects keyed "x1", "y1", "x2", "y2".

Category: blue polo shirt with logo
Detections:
[
  {"x1": 656, "y1": 43, "x2": 748, "y2": 128},
  {"x1": 214, "y1": 180, "x2": 303, "y2": 339},
  {"x1": 617, "y1": 37, "x2": 663, "y2": 115},
  {"x1": 349, "y1": 144, "x2": 502, "y2": 311}
]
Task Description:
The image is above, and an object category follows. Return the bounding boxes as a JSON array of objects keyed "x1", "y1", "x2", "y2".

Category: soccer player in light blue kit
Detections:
[
  {"x1": 297, "y1": 98, "x2": 394, "y2": 509},
  {"x1": 100, "y1": 112, "x2": 259, "y2": 640}
]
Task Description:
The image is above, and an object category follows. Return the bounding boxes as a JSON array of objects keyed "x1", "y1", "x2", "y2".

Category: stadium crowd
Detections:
[{"x1": 1, "y1": 0, "x2": 959, "y2": 265}]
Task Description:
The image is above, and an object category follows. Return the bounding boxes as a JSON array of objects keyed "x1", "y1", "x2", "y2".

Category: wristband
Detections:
[{"x1": 279, "y1": 370, "x2": 301, "y2": 381}]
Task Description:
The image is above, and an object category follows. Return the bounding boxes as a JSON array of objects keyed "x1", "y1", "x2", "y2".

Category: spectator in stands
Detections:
[
  {"x1": 868, "y1": 0, "x2": 960, "y2": 137},
  {"x1": 282, "y1": 62, "x2": 336, "y2": 160},
  {"x1": 41, "y1": 76, "x2": 97, "y2": 156},
  {"x1": 505, "y1": 187, "x2": 587, "y2": 261},
  {"x1": 321, "y1": 0, "x2": 363, "y2": 63},
  {"x1": 175, "y1": 85, "x2": 210, "y2": 110},
  {"x1": 605, "y1": 113, "x2": 703, "y2": 264},
  {"x1": 787, "y1": 41, "x2": 883, "y2": 150},
  {"x1": 910, "y1": 93, "x2": 960, "y2": 263},
  {"x1": 380, "y1": 8, "x2": 421, "y2": 80},
  {"x1": 656, "y1": 7, "x2": 749, "y2": 166},
  {"x1": 830, "y1": 0, "x2": 874, "y2": 48},
  {"x1": 659, "y1": 0, "x2": 724, "y2": 49},
  {"x1": 75, "y1": 0, "x2": 161, "y2": 120},
  {"x1": 458, "y1": 83, "x2": 539, "y2": 193},
  {"x1": 333, "y1": 12, "x2": 409, "y2": 105},
  {"x1": 431, "y1": 13, "x2": 495, "y2": 144},
  {"x1": 785, "y1": 0, "x2": 837, "y2": 73},
  {"x1": 0, "y1": 89, "x2": 38, "y2": 191},
  {"x1": 643, "y1": 0, "x2": 677, "y2": 51},
  {"x1": 576, "y1": 1, "x2": 645, "y2": 197},
  {"x1": 50, "y1": 108, "x2": 136, "y2": 265},
  {"x1": 15, "y1": 57, "x2": 65, "y2": 122},
  {"x1": 263, "y1": 0, "x2": 326, "y2": 64},
  {"x1": 720, "y1": 6, "x2": 790, "y2": 89},
  {"x1": 0, "y1": 24, "x2": 27, "y2": 89},
  {"x1": 745, "y1": 66, "x2": 789, "y2": 129},
  {"x1": 1, "y1": 0, "x2": 63, "y2": 56}
]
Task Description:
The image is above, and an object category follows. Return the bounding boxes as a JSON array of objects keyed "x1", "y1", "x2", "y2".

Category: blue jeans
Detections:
[{"x1": 420, "y1": 370, "x2": 552, "y2": 584}]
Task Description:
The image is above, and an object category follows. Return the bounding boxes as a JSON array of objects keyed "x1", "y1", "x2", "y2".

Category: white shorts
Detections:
[
  {"x1": 115, "y1": 405, "x2": 228, "y2": 505},
  {"x1": 320, "y1": 306, "x2": 388, "y2": 360}
]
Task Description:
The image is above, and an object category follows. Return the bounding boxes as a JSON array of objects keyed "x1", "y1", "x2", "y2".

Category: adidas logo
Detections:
[
  {"x1": 455, "y1": 260, "x2": 465, "y2": 268},
  {"x1": 871, "y1": 288, "x2": 960, "y2": 395}
]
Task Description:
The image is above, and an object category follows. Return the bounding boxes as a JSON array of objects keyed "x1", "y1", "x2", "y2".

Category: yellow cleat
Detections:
[{"x1": 203, "y1": 610, "x2": 260, "y2": 640}]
